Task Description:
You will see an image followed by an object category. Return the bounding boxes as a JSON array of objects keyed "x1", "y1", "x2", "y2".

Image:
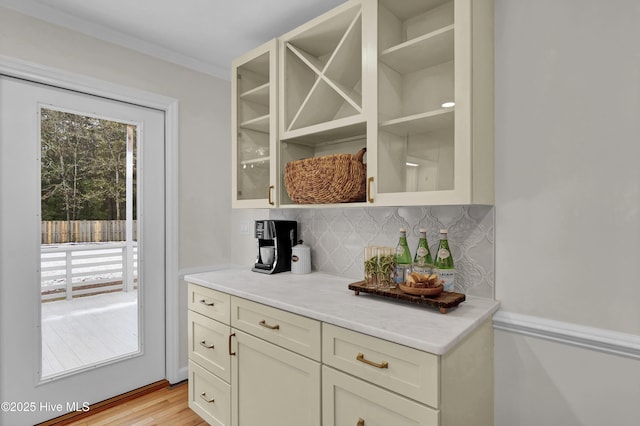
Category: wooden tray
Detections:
[{"x1": 348, "y1": 281, "x2": 465, "y2": 314}]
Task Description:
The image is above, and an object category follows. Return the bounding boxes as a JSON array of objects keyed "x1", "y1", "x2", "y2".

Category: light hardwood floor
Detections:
[{"x1": 42, "y1": 381, "x2": 205, "y2": 426}]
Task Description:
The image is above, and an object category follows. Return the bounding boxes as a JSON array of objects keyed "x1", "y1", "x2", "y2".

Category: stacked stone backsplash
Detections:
[{"x1": 270, "y1": 205, "x2": 495, "y2": 299}]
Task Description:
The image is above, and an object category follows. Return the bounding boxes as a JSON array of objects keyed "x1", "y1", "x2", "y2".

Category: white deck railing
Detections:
[{"x1": 41, "y1": 242, "x2": 138, "y2": 301}]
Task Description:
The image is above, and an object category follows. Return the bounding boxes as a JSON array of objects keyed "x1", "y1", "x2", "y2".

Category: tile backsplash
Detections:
[{"x1": 270, "y1": 205, "x2": 495, "y2": 299}]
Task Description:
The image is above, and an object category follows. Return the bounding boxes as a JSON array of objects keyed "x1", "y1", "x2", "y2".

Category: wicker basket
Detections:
[{"x1": 284, "y1": 148, "x2": 367, "y2": 204}]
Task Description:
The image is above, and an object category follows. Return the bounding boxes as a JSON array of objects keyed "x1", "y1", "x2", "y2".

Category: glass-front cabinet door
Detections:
[
  {"x1": 232, "y1": 39, "x2": 278, "y2": 208},
  {"x1": 372, "y1": 0, "x2": 494, "y2": 206}
]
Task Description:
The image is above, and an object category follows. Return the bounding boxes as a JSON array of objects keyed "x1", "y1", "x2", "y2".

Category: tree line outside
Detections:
[{"x1": 40, "y1": 108, "x2": 136, "y2": 223}]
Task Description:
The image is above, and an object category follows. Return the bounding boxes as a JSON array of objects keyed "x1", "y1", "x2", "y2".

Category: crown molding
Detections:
[{"x1": 0, "y1": 0, "x2": 230, "y2": 80}]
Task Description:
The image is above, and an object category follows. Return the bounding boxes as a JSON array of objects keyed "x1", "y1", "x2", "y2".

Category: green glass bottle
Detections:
[
  {"x1": 413, "y1": 228, "x2": 433, "y2": 266},
  {"x1": 394, "y1": 228, "x2": 412, "y2": 286},
  {"x1": 434, "y1": 229, "x2": 455, "y2": 292}
]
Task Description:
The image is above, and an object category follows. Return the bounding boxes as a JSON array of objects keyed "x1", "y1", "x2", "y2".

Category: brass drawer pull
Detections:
[
  {"x1": 200, "y1": 392, "x2": 215, "y2": 403},
  {"x1": 357, "y1": 418, "x2": 365, "y2": 426},
  {"x1": 199, "y1": 340, "x2": 214, "y2": 349},
  {"x1": 199, "y1": 299, "x2": 214, "y2": 307},
  {"x1": 259, "y1": 320, "x2": 280, "y2": 330},
  {"x1": 356, "y1": 352, "x2": 388, "y2": 369}
]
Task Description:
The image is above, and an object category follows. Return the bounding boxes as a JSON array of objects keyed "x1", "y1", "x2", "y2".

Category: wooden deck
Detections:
[{"x1": 41, "y1": 291, "x2": 139, "y2": 378}]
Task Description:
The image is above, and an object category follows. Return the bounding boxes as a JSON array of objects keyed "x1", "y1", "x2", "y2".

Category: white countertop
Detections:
[{"x1": 184, "y1": 267, "x2": 500, "y2": 355}]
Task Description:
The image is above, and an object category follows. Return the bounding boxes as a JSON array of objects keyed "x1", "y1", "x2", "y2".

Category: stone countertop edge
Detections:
[{"x1": 184, "y1": 267, "x2": 500, "y2": 355}]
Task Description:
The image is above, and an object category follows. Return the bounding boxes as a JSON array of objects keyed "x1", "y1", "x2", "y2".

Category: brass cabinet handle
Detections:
[
  {"x1": 357, "y1": 418, "x2": 365, "y2": 426},
  {"x1": 356, "y1": 352, "x2": 388, "y2": 369},
  {"x1": 229, "y1": 332, "x2": 236, "y2": 356},
  {"x1": 268, "y1": 185, "x2": 275, "y2": 205},
  {"x1": 200, "y1": 392, "x2": 215, "y2": 403},
  {"x1": 199, "y1": 299, "x2": 214, "y2": 307},
  {"x1": 259, "y1": 319, "x2": 280, "y2": 330},
  {"x1": 199, "y1": 340, "x2": 214, "y2": 349},
  {"x1": 367, "y1": 177, "x2": 374, "y2": 203}
]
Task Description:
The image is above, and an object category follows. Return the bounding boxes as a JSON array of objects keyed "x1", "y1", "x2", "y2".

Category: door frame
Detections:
[{"x1": 0, "y1": 54, "x2": 182, "y2": 384}]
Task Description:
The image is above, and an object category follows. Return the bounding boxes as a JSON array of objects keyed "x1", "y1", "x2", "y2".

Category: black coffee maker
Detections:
[{"x1": 252, "y1": 220, "x2": 297, "y2": 274}]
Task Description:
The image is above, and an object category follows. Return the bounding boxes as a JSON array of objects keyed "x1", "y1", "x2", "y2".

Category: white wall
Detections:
[
  {"x1": 494, "y1": 0, "x2": 640, "y2": 424},
  {"x1": 0, "y1": 6, "x2": 231, "y2": 380}
]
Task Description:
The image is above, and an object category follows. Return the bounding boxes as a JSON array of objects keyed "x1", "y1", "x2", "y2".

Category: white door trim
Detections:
[{"x1": 0, "y1": 54, "x2": 182, "y2": 384}]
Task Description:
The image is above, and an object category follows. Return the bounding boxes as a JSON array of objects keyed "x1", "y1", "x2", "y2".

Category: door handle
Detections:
[
  {"x1": 228, "y1": 332, "x2": 236, "y2": 356},
  {"x1": 268, "y1": 185, "x2": 275, "y2": 205},
  {"x1": 367, "y1": 177, "x2": 374, "y2": 203},
  {"x1": 199, "y1": 299, "x2": 214, "y2": 307}
]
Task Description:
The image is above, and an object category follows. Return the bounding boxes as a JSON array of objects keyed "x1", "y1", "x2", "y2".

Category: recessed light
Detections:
[{"x1": 441, "y1": 102, "x2": 455, "y2": 108}]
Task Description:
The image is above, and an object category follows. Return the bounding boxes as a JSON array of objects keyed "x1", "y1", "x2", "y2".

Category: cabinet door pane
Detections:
[
  {"x1": 377, "y1": 0, "x2": 456, "y2": 196},
  {"x1": 232, "y1": 40, "x2": 277, "y2": 208}
]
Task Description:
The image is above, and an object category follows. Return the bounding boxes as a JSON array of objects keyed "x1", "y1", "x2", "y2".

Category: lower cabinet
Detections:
[
  {"x1": 188, "y1": 283, "x2": 321, "y2": 426},
  {"x1": 187, "y1": 283, "x2": 494, "y2": 426},
  {"x1": 232, "y1": 329, "x2": 320, "y2": 426},
  {"x1": 322, "y1": 322, "x2": 494, "y2": 426}
]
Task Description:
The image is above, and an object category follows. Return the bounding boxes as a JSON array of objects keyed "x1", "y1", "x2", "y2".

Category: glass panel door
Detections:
[{"x1": 0, "y1": 75, "x2": 165, "y2": 425}]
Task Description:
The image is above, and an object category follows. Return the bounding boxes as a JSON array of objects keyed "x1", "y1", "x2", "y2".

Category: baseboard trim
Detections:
[{"x1": 493, "y1": 311, "x2": 640, "y2": 360}]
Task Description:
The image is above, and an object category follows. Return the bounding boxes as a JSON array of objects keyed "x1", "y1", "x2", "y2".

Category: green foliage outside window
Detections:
[{"x1": 40, "y1": 108, "x2": 136, "y2": 221}]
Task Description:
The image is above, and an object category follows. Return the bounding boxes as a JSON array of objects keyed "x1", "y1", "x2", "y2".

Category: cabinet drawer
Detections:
[
  {"x1": 188, "y1": 310, "x2": 231, "y2": 382},
  {"x1": 322, "y1": 323, "x2": 439, "y2": 408},
  {"x1": 188, "y1": 283, "x2": 230, "y2": 323},
  {"x1": 231, "y1": 296, "x2": 321, "y2": 361},
  {"x1": 322, "y1": 366, "x2": 438, "y2": 426},
  {"x1": 188, "y1": 360, "x2": 231, "y2": 426}
]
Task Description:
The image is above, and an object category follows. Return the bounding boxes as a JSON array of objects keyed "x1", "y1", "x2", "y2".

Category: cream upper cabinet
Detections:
[
  {"x1": 231, "y1": 39, "x2": 278, "y2": 208},
  {"x1": 233, "y1": 0, "x2": 494, "y2": 208}
]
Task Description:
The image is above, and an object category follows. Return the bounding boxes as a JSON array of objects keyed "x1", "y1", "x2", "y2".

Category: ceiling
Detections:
[{"x1": 0, "y1": 0, "x2": 346, "y2": 79}]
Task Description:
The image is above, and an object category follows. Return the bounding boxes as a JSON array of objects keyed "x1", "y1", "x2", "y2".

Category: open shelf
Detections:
[
  {"x1": 240, "y1": 83, "x2": 270, "y2": 106},
  {"x1": 240, "y1": 114, "x2": 270, "y2": 133},
  {"x1": 380, "y1": 25, "x2": 454, "y2": 75},
  {"x1": 380, "y1": 108, "x2": 454, "y2": 137},
  {"x1": 281, "y1": 116, "x2": 366, "y2": 145},
  {"x1": 240, "y1": 156, "x2": 270, "y2": 168}
]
